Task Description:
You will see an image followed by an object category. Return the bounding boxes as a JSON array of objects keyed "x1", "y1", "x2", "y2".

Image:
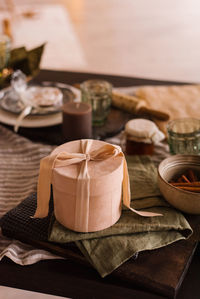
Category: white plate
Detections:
[
  {"x1": 0, "y1": 82, "x2": 81, "y2": 128},
  {"x1": 0, "y1": 107, "x2": 62, "y2": 128}
]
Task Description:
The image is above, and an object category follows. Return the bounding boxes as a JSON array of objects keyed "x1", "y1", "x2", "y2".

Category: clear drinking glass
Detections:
[
  {"x1": 167, "y1": 118, "x2": 200, "y2": 155},
  {"x1": 0, "y1": 35, "x2": 11, "y2": 74},
  {"x1": 81, "y1": 79, "x2": 112, "y2": 126}
]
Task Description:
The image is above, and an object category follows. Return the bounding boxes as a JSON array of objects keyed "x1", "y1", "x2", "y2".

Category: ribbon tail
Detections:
[
  {"x1": 75, "y1": 160, "x2": 90, "y2": 231},
  {"x1": 128, "y1": 206, "x2": 163, "y2": 217},
  {"x1": 122, "y1": 155, "x2": 162, "y2": 217},
  {"x1": 33, "y1": 155, "x2": 56, "y2": 218},
  {"x1": 74, "y1": 139, "x2": 92, "y2": 232}
]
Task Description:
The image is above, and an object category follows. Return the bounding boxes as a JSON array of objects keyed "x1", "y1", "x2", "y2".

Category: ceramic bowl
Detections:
[{"x1": 158, "y1": 155, "x2": 200, "y2": 214}]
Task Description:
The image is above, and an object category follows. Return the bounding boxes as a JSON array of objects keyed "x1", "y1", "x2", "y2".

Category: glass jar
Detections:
[
  {"x1": 167, "y1": 118, "x2": 200, "y2": 155},
  {"x1": 124, "y1": 118, "x2": 165, "y2": 155},
  {"x1": 81, "y1": 79, "x2": 112, "y2": 126}
]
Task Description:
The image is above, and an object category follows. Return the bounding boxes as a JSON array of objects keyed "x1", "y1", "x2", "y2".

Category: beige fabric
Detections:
[
  {"x1": 0, "y1": 125, "x2": 61, "y2": 265},
  {"x1": 134, "y1": 84, "x2": 200, "y2": 134}
]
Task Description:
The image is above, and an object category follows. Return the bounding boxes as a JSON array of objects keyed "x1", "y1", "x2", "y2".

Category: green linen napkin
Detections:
[{"x1": 49, "y1": 156, "x2": 192, "y2": 277}]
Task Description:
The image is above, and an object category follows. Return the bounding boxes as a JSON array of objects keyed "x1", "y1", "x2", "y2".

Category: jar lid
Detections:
[{"x1": 125, "y1": 118, "x2": 165, "y2": 144}]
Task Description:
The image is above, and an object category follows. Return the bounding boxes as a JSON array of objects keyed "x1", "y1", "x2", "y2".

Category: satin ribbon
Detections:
[{"x1": 33, "y1": 139, "x2": 162, "y2": 231}]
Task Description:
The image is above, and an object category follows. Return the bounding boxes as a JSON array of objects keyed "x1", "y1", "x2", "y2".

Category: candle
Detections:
[{"x1": 62, "y1": 101, "x2": 92, "y2": 141}]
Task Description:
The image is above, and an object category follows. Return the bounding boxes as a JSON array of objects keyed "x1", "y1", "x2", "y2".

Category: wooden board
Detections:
[
  {"x1": 1, "y1": 194, "x2": 200, "y2": 298},
  {"x1": 1, "y1": 217, "x2": 199, "y2": 298}
]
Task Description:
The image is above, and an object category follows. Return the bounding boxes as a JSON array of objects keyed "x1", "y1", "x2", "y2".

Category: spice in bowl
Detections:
[
  {"x1": 169, "y1": 169, "x2": 200, "y2": 193},
  {"x1": 158, "y1": 155, "x2": 200, "y2": 214}
]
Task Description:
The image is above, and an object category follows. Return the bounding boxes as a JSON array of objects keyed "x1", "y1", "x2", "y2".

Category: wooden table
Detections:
[{"x1": 0, "y1": 70, "x2": 200, "y2": 299}]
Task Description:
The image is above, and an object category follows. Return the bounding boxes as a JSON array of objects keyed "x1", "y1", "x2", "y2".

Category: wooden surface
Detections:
[{"x1": 0, "y1": 70, "x2": 200, "y2": 299}]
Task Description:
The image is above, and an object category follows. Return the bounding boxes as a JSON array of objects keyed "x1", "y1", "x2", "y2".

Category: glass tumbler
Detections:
[
  {"x1": 81, "y1": 79, "x2": 112, "y2": 126},
  {"x1": 0, "y1": 35, "x2": 11, "y2": 74},
  {"x1": 167, "y1": 118, "x2": 200, "y2": 155}
]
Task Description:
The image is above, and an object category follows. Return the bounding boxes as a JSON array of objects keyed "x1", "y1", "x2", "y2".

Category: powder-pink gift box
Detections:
[{"x1": 33, "y1": 139, "x2": 161, "y2": 233}]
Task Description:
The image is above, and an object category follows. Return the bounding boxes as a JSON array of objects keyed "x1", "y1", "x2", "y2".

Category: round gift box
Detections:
[{"x1": 51, "y1": 139, "x2": 124, "y2": 232}]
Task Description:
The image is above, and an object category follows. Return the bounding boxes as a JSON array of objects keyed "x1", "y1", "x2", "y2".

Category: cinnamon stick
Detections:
[
  {"x1": 169, "y1": 169, "x2": 200, "y2": 192},
  {"x1": 177, "y1": 177, "x2": 184, "y2": 183},
  {"x1": 171, "y1": 182, "x2": 200, "y2": 187},
  {"x1": 187, "y1": 169, "x2": 197, "y2": 182},
  {"x1": 176, "y1": 186, "x2": 200, "y2": 193},
  {"x1": 181, "y1": 175, "x2": 190, "y2": 183}
]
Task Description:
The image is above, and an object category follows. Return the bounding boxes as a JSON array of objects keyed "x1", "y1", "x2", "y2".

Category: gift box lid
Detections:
[{"x1": 52, "y1": 139, "x2": 124, "y2": 195}]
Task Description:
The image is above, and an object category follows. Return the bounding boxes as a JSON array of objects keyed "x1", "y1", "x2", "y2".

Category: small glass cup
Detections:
[
  {"x1": 167, "y1": 118, "x2": 200, "y2": 155},
  {"x1": 0, "y1": 35, "x2": 11, "y2": 74},
  {"x1": 80, "y1": 79, "x2": 112, "y2": 126}
]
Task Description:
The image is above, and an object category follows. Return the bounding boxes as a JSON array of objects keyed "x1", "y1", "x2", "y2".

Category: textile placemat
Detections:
[
  {"x1": 0, "y1": 153, "x2": 193, "y2": 277},
  {"x1": 48, "y1": 155, "x2": 192, "y2": 277},
  {"x1": 0, "y1": 193, "x2": 52, "y2": 242},
  {"x1": 0, "y1": 124, "x2": 61, "y2": 265}
]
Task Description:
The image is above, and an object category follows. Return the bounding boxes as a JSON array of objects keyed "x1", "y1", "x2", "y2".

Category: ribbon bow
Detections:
[{"x1": 34, "y1": 140, "x2": 161, "y2": 232}]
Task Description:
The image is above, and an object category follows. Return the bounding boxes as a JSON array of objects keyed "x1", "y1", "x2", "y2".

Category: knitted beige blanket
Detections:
[{"x1": 0, "y1": 125, "x2": 61, "y2": 264}]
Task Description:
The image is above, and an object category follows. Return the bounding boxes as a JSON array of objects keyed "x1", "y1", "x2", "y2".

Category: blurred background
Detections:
[{"x1": 1, "y1": 0, "x2": 200, "y2": 82}]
